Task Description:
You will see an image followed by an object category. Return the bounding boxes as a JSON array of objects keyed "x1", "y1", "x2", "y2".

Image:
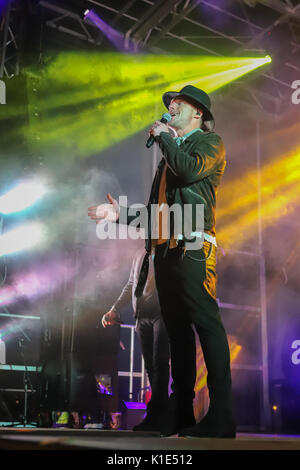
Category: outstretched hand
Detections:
[{"x1": 88, "y1": 193, "x2": 120, "y2": 224}]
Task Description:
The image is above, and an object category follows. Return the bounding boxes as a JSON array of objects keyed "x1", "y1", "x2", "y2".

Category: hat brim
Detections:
[{"x1": 162, "y1": 91, "x2": 215, "y2": 127}]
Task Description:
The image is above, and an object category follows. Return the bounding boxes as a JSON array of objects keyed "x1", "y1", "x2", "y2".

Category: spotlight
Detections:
[
  {"x1": 0, "y1": 179, "x2": 49, "y2": 215},
  {"x1": 83, "y1": 8, "x2": 136, "y2": 52}
]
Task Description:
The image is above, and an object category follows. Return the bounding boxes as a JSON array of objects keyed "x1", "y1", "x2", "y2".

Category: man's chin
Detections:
[{"x1": 170, "y1": 121, "x2": 179, "y2": 129}]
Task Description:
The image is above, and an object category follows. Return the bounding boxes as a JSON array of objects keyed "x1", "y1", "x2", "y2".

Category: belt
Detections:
[
  {"x1": 135, "y1": 233, "x2": 216, "y2": 298},
  {"x1": 177, "y1": 231, "x2": 217, "y2": 247}
]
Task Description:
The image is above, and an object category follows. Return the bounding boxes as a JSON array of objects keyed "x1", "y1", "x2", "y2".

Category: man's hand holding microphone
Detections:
[{"x1": 147, "y1": 112, "x2": 171, "y2": 147}]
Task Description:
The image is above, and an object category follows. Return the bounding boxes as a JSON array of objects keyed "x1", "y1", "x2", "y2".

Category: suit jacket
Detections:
[
  {"x1": 117, "y1": 130, "x2": 226, "y2": 297},
  {"x1": 119, "y1": 130, "x2": 226, "y2": 251},
  {"x1": 112, "y1": 247, "x2": 160, "y2": 319}
]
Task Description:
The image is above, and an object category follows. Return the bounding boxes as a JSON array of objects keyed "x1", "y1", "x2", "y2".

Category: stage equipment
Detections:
[
  {"x1": 0, "y1": 312, "x2": 41, "y2": 425},
  {"x1": 120, "y1": 401, "x2": 146, "y2": 431}
]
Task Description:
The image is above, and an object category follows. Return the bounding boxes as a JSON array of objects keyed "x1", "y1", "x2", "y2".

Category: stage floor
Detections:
[{"x1": 0, "y1": 427, "x2": 300, "y2": 451}]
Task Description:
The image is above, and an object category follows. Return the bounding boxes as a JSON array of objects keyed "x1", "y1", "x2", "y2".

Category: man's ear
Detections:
[{"x1": 195, "y1": 110, "x2": 203, "y2": 120}]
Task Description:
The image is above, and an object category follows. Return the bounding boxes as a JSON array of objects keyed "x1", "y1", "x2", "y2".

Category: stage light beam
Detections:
[
  {"x1": 83, "y1": 9, "x2": 137, "y2": 52},
  {"x1": 0, "y1": 179, "x2": 49, "y2": 215},
  {"x1": 24, "y1": 52, "x2": 272, "y2": 160},
  {"x1": 0, "y1": 222, "x2": 44, "y2": 257},
  {"x1": 217, "y1": 147, "x2": 300, "y2": 248}
]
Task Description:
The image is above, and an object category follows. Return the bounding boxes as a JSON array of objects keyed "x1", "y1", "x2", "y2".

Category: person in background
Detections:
[{"x1": 101, "y1": 247, "x2": 170, "y2": 432}]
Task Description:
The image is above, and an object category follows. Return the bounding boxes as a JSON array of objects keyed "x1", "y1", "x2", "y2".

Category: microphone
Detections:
[{"x1": 146, "y1": 112, "x2": 171, "y2": 148}]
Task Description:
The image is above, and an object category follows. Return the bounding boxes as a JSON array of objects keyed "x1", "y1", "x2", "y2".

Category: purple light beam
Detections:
[{"x1": 84, "y1": 9, "x2": 138, "y2": 53}]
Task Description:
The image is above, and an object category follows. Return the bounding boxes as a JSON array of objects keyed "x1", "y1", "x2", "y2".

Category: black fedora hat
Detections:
[{"x1": 162, "y1": 85, "x2": 215, "y2": 129}]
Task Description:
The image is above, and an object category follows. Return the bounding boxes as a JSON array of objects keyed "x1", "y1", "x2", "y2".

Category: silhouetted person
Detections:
[{"x1": 102, "y1": 247, "x2": 170, "y2": 431}]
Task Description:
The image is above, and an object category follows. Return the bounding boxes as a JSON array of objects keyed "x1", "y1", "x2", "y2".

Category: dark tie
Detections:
[{"x1": 134, "y1": 251, "x2": 150, "y2": 298}]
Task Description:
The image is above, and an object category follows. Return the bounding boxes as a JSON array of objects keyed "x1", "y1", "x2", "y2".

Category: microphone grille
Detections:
[{"x1": 162, "y1": 112, "x2": 171, "y2": 122}]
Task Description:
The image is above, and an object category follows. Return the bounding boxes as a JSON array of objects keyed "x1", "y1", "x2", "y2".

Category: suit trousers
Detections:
[
  {"x1": 154, "y1": 240, "x2": 233, "y2": 420},
  {"x1": 135, "y1": 314, "x2": 170, "y2": 418}
]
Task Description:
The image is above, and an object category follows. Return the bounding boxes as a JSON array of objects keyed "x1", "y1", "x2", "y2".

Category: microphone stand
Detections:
[
  {"x1": 6, "y1": 335, "x2": 37, "y2": 428},
  {"x1": 18, "y1": 339, "x2": 35, "y2": 427}
]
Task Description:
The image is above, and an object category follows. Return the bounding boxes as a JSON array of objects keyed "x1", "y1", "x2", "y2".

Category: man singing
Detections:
[{"x1": 88, "y1": 85, "x2": 236, "y2": 438}]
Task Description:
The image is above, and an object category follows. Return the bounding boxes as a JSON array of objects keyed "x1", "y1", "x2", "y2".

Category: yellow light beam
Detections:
[
  {"x1": 217, "y1": 148, "x2": 300, "y2": 223},
  {"x1": 218, "y1": 179, "x2": 300, "y2": 248}
]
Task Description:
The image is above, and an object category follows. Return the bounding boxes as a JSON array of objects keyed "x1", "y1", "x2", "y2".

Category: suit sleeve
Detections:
[
  {"x1": 158, "y1": 131, "x2": 225, "y2": 184},
  {"x1": 111, "y1": 258, "x2": 135, "y2": 314}
]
